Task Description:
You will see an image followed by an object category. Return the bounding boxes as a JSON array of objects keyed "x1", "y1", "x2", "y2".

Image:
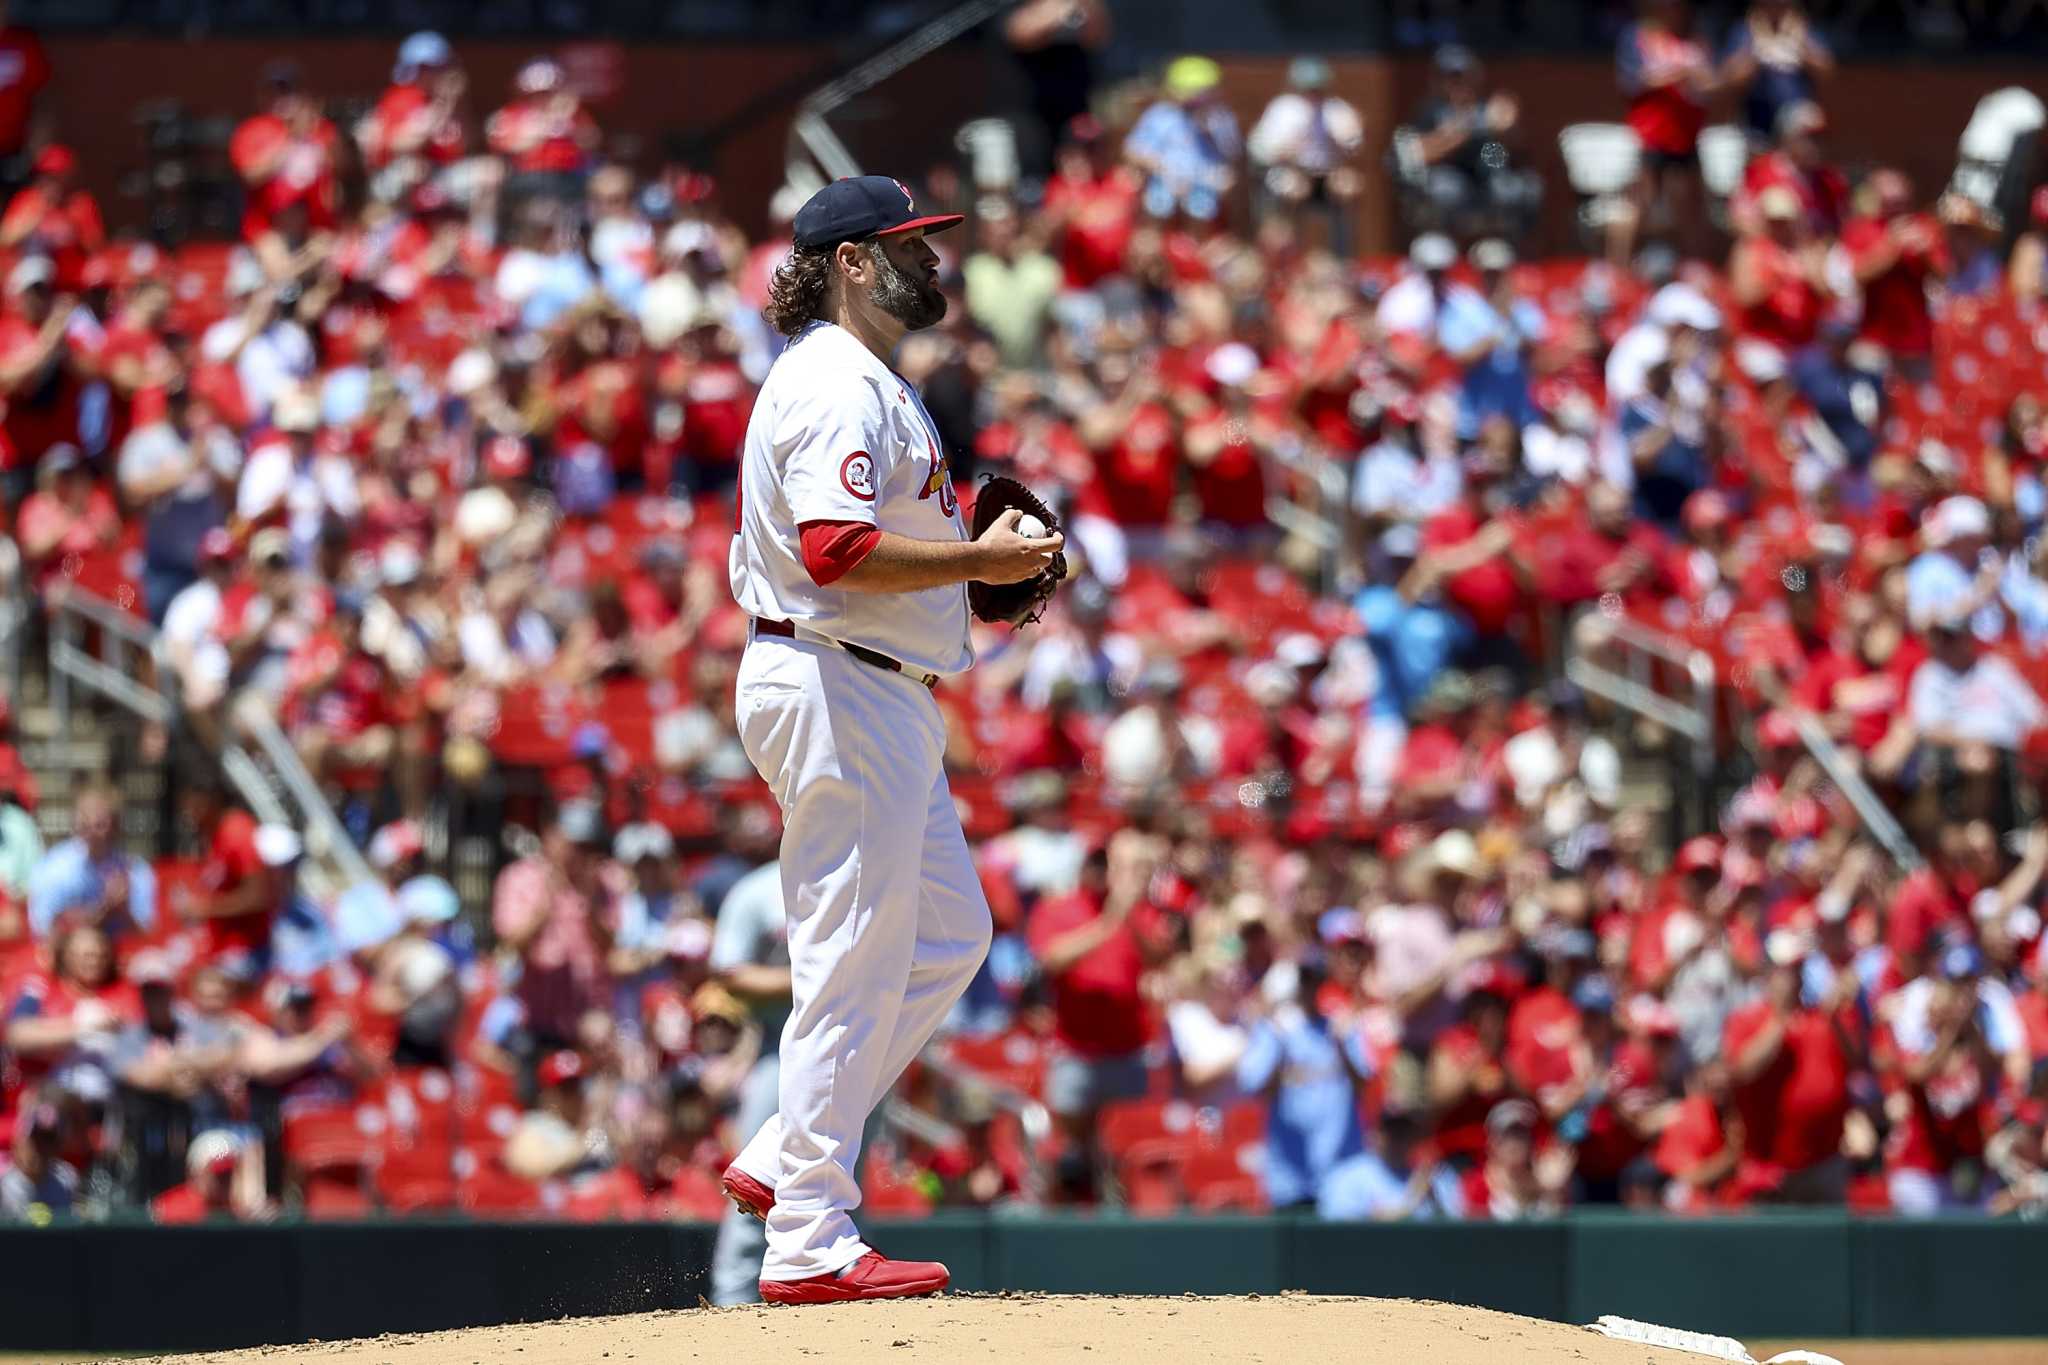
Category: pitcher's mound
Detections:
[{"x1": 128, "y1": 1293, "x2": 1738, "y2": 1364}]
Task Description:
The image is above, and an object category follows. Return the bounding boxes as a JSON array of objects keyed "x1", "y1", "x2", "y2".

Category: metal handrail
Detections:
[
  {"x1": 788, "y1": 0, "x2": 1021, "y2": 183},
  {"x1": 1783, "y1": 706, "x2": 1923, "y2": 871},
  {"x1": 1566, "y1": 610, "x2": 1719, "y2": 832},
  {"x1": 919, "y1": 1044, "x2": 1054, "y2": 1201},
  {"x1": 41, "y1": 583, "x2": 372, "y2": 896}
]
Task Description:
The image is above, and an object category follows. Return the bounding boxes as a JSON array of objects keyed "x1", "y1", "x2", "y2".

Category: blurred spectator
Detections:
[
  {"x1": 1247, "y1": 57, "x2": 1364, "y2": 254},
  {"x1": 1237, "y1": 956, "x2": 1370, "y2": 1209},
  {"x1": 1465, "y1": 1098, "x2": 1569, "y2": 1218},
  {"x1": 26, "y1": 781, "x2": 155, "y2": 940},
  {"x1": 1720, "y1": 0, "x2": 1833, "y2": 142},
  {"x1": 1040, "y1": 115, "x2": 1140, "y2": 289},
  {"x1": 1403, "y1": 45, "x2": 1539, "y2": 242},
  {"x1": 1839, "y1": 168, "x2": 1948, "y2": 380},
  {"x1": 2008, "y1": 186, "x2": 2048, "y2": 302},
  {"x1": 176, "y1": 774, "x2": 282, "y2": 967},
  {"x1": 486, "y1": 58, "x2": 598, "y2": 206},
  {"x1": 150, "y1": 1129, "x2": 263, "y2": 1224},
  {"x1": 1318, "y1": 1105, "x2": 1467, "y2": 1219},
  {"x1": 1616, "y1": 0, "x2": 1721, "y2": 260},
  {"x1": 229, "y1": 62, "x2": 339, "y2": 246},
  {"x1": 0, "y1": 145, "x2": 101, "y2": 292},
  {"x1": 1723, "y1": 950, "x2": 1856, "y2": 1203},
  {"x1": 358, "y1": 31, "x2": 469, "y2": 184},
  {"x1": 0, "y1": 1094, "x2": 75, "y2": 1220},
  {"x1": 0, "y1": 751, "x2": 39, "y2": 910},
  {"x1": 0, "y1": 256, "x2": 86, "y2": 506},
  {"x1": 119, "y1": 382, "x2": 240, "y2": 625},
  {"x1": 1123, "y1": 56, "x2": 1239, "y2": 224},
  {"x1": 492, "y1": 801, "x2": 621, "y2": 1052},
  {"x1": 0, "y1": 0, "x2": 49, "y2": 169},
  {"x1": 1027, "y1": 832, "x2": 1176, "y2": 1201},
  {"x1": 963, "y1": 200, "x2": 1061, "y2": 367},
  {"x1": 16, "y1": 443, "x2": 117, "y2": 590},
  {"x1": 706, "y1": 858, "x2": 788, "y2": 1303},
  {"x1": 1735, "y1": 101, "x2": 1846, "y2": 237},
  {"x1": 1002, "y1": 0, "x2": 1110, "y2": 175}
]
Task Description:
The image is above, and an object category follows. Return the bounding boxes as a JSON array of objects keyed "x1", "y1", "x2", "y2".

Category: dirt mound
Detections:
[{"x1": 117, "y1": 1293, "x2": 1744, "y2": 1364}]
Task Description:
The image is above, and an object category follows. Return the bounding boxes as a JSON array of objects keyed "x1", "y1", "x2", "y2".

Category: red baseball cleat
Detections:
[
  {"x1": 759, "y1": 1251, "x2": 951, "y2": 1305},
  {"x1": 721, "y1": 1164, "x2": 774, "y2": 1221}
]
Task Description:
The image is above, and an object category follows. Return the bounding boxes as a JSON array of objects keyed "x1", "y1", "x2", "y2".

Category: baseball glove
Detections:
[{"x1": 967, "y1": 474, "x2": 1068, "y2": 628}]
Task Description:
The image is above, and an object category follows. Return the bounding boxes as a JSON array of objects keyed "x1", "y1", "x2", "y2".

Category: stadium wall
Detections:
[
  {"x1": 2, "y1": 1214, "x2": 2043, "y2": 1353},
  {"x1": 44, "y1": 39, "x2": 2048, "y2": 256}
]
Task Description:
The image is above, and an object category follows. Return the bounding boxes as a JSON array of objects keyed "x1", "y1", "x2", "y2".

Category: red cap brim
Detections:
[{"x1": 875, "y1": 214, "x2": 964, "y2": 238}]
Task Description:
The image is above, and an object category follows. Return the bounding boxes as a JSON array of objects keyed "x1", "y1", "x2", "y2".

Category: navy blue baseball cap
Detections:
[{"x1": 791, "y1": 175, "x2": 963, "y2": 252}]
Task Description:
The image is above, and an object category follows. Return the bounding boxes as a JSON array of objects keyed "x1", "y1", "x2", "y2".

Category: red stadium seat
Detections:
[
  {"x1": 946, "y1": 1029, "x2": 1047, "y2": 1097},
  {"x1": 281, "y1": 1104, "x2": 378, "y2": 1176}
]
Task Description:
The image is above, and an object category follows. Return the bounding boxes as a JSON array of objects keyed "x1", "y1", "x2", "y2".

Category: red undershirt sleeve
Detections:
[{"x1": 799, "y1": 519, "x2": 884, "y2": 587}]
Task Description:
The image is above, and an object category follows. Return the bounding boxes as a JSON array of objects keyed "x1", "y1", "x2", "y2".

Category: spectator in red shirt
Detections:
[
  {"x1": 1653, "y1": 1057, "x2": 1742, "y2": 1212},
  {"x1": 0, "y1": 145, "x2": 102, "y2": 293},
  {"x1": 1733, "y1": 101, "x2": 1846, "y2": 237},
  {"x1": 286, "y1": 594, "x2": 404, "y2": 800},
  {"x1": 1615, "y1": 0, "x2": 1722, "y2": 262},
  {"x1": 1026, "y1": 830, "x2": 1177, "y2": 1201},
  {"x1": 0, "y1": 0, "x2": 48, "y2": 163},
  {"x1": 1040, "y1": 115, "x2": 1139, "y2": 289},
  {"x1": 229, "y1": 62, "x2": 340, "y2": 244},
  {"x1": 176, "y1": 774, "x2": 280, "y2": 963},
  {"x1": 150, "y1": 1129, "x2": 261, "y2": 1224},
  {"x1": 358, "y1": 31, "x2": 468, "y2": 175},
  {"x1": 1840, "y1": 168, "x2": 1948, "y2": 379},
  {"x1": 486, "y1": 58, "x2": 598, "y2": 192},
  {"x1": 1079, "y1": 354, "x2": 1179, "y2": 537},
  {"x1": 1723, "y1": 949, "x2": 1855, "y2": 1203},
  {"x1": 3, "y1": 924, "x2": 139, "y2": 1097},
  {"x1": 1729, "y1": 185, "x2": 1830, "y2": 364},
  {"x1": 0, "y1": 254, "x2": 84, "y2": 504},
  {"x1": 14, "y1": 443, "x2": 117, "y2": 590}
]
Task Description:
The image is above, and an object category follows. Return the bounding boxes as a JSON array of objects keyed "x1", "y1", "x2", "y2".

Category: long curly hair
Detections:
[{"x1": 765, "y1": 247, "x2": 835, "y2": 338}]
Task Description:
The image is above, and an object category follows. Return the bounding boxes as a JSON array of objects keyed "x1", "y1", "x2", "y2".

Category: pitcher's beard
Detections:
[{"x1": 869, "y1": 245, "x2": 947, "y2": 330}]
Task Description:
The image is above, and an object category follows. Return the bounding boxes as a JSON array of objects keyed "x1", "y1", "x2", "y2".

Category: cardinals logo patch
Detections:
[{"x1": 916, "y1": 431, "x2": 957, "y2": 517}]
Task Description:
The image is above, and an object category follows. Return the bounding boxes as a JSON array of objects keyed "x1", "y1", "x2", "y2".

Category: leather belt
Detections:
[{"x1": 751, "y1": 617, "x2": 939, "y2": 690}]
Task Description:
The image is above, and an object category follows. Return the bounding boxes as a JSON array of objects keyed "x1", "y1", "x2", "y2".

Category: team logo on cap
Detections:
[
  {"x1": 840, "y1": 451, "x2": 877, "y2": 501},
  {"x1": 893, "y1": 179, "x2": 915, "y2": 211}
]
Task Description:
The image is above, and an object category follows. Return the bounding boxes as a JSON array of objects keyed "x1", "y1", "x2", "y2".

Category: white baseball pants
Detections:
[{"x1": 731, "y1": 632, "x2": 991, "y2": 1281}]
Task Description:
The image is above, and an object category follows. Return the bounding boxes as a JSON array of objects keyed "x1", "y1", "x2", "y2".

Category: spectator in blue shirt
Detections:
[
  {"x1": 1719, "y1": 0, "x2": 1832, "y2": 142},
  {"x1": 1618, "y1": 337, "x2": 1709, "y2": 530},
  {"x1": 1444, "y1": 238, "x2": 1543, "y2": 439},
  {"x1": 1790, "y1": 316, "x2": 1883, "y2": 481},
  {"x1": 26, "y1": 782, "x2": 156, "y2": 940},
  {"x1": 1356, "y1": 524, "x2": 1479, "y2": 725},
  {"x1": 1236, "y1": 957, "x2": 1369, "y2": 1209},
  {"x1": 1123, "y1": 55, "x2": 1240, "y2": 222},
  {"x1": 1317, "y1": 1107, "x2": 1467, "y2": 1220}
]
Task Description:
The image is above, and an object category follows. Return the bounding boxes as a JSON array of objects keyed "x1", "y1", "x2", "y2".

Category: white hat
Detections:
[
  {"x1": 1409, "y1": 233, "x2": 1457, "y2": 272},
  {"x1": 1934, "y1": 494, "x2": 1990, "y2": 544},
  {"x1": 1647, "y1": 283, "x2": 1722, "y2": 332},
  {"x1": 272, "y1": 388, "x2": 320, "y2": 434},
  {"x1": 254, "y1": 824, "x2": 304, "y2": 868},
  {"x1": 662, "y1": 220, "x2": 717, "y2": 260},
  {"x1": 379, "y1": 540, "x2": 423, "y2": 588},
  {"x1": 396, "y1": 875, "x2": 461, "y2": 924},
  {"x1": 6, "y1": 256, "x2": 53, "y2": 294},
  {"x1": 1469, "y1": 238, "x2": 1515, "y2": 272},
  {"x1": 1204, "y1": 341, "x2": 1259, "y2": 389},
  {"x1": 1274, "y1": 632, "x2": 1326, "y2": 669},
  {"x1": 187, "y1": 1130, "x2": 244, "y2": 1175}
]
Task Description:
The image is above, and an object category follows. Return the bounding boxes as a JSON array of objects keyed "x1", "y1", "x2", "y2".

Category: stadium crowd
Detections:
[{"x1": 7, "y1": 2, "x2": 2048, "y2": 1241}]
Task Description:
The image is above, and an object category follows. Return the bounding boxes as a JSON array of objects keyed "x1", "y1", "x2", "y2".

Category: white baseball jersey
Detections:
[{"x1": 729, "y1": 320, "x2": 973, "y2": 677}]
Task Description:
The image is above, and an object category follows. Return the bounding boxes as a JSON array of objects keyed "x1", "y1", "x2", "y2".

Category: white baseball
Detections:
[{"x1": 1015, "y1": 513, "x2": 1047, "y2": 539}]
